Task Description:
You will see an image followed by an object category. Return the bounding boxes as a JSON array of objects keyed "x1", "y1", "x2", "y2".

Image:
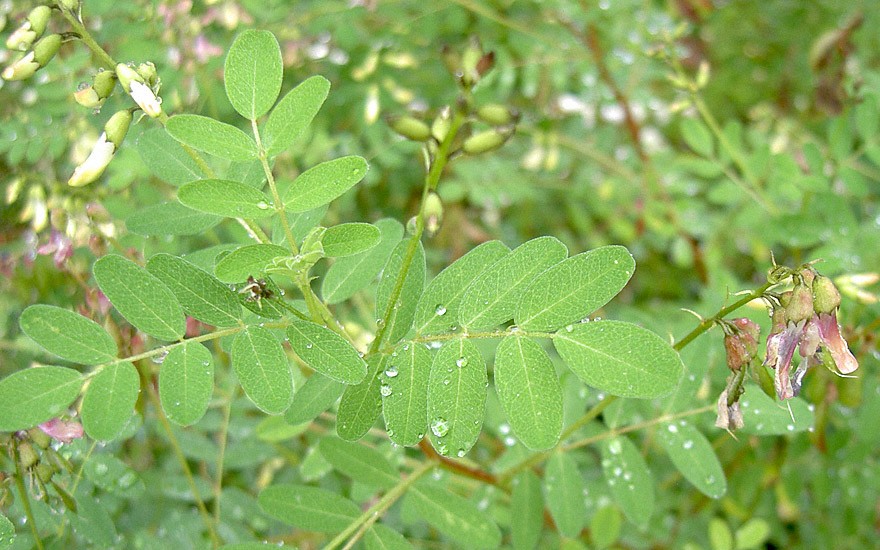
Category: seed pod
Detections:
[
  {"x1": 388, "y1": 115, "x2": 431, "y2": 142},
  {"x1": 462, "y1": 128, "x2": 512, "y2": 155},
  {"x1": 424, "y1": 191, "x2": 443, "y2": 235},
  {"x1": 36, "y1": 463, "x2": 55, "y2": 483},
  {"x1": 476, "y1": 103, "x2": 518, "y2": 126},
  {"x1": 115, "y1": 63, "x2": 143, "y2": 93},
  {"x1": 74, "y1": 84, "x2": 103, "y2": 108},
  {"x1": 431, "y1": 107, "x2": 452, "y2": 142},
  {"x1": 93, "y1": 69, "x2": 117, "y2": 99}
]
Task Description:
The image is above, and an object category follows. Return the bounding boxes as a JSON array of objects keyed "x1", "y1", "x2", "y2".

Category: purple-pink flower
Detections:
[{"x1": 38, "y1": 418, "x2": 84, "y2": 444}]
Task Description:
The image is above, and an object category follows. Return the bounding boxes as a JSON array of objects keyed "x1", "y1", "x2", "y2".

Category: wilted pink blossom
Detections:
[{"x1": 38, "y1": 418, "x2": 83, "y2": 444}]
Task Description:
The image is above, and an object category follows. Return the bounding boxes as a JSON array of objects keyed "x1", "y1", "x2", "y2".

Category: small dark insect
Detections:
[{"x1": 239, "y1": 275, "x2": 273, "y2": 305}]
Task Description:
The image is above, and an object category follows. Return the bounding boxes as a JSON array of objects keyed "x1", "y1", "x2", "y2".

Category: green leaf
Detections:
[
  {"x1": 601, "y1": 436, "x2": 654, "y2": 528},
  {"x1": 178, "y1": 179, "x2": 274, "y2": 219},
  {"x1": 553, "y1": 321, "x2": 683, "y2": 399},
  {"x1": 318, "y1": 437, "x2": 399, "y2": 489},
  {"x1": 166, "y1": 115, "x2": 258, "y2": 161},
  {"x1": 414, "y1": 240, "x2": 510, "y2": 336},
  {"x1": 265, "y1": 75, "x2": 330, "y2": 157},
  {"x1": 231, "y1": 327, "x2": 294, "y2": 414},
  {"x1": 681, "y1": 118, "x2": 715, "y2": 157},
  {"x1": 213, "y1": 244, "x2": 290, "y2": 283},
  {"x1": 426, "y1": 339, "x2": 486, "y2": 457},
  {"x1": 510, "y1": 471, "x2": 543, "y2": 550},
  {"x1": 284, "y1": 374, "x2": 345, "y2": 426},
  {"x1": 382, "y1": 341, "x2": 431, "y2": 446},
  {"x1": 258, "y1": 484, "x2": 360, "y2": 533},
  {"x1": 365, "y1": 524, "x2": 414, "y2": 550},
  {"x1": 515, "y1": 246, "x2": 635, "y2": 331},
  {"x1": 146, "y1": 253, "x2": 242, "y2": 328},
  {"x1": 286, "y1": 318, "x2": 367, "y2": 384},
  {"x1": 0, "y1": 367, "x2": 83, "y2": 431},
  {"x1": 459, "y1": 236, "x2": 567, "y2": 330},
  {"x1": 734, "y1": 518, "x2": 770, "y2": 549},
  {"x1": 657, "y1": 420, "x2": 726, "y2": 498},
  {"x1": 159, "y1": 342, "x2": 214, "y2": 426},
  {"x1": 93, "y1": 255, "x2": 186, "y2": 341},
  {"x1": 126, "y1": 202, "x2": 220, "y2": 236},
  {"x1": 545, "y1": 452, "x2": 587, "y2": 538},
  {"x1": 19, "y1": 304, "x2": 117, "y2": 365},
  {"x1": 224, "y1": 30, "x2": 282, "y2": 120},
  {"x1": 376, "y1": 240, "x2": 425, "y2": 345},
  {"x1": 137, "y1": 128, "x2": 204, "y2": 186},
  {"x1": 282, "y1": 156, "x2": 369, "y2": 212},
  {"x1": 856, "y1": 96, "x2": 879, "y2": 142},
  {"x1": 322, "y1": 222, "x2": 381, "y2": 257},
  {"x1": 226, "y1": 158, "x2": 268, "y2": 188},
  {"x1": 81, "y1": 362, "x2": 140, "y2": 441},
  {"x1": 407, "y1": 482, "x2": 502, "y2": 548},
  {"x1": 0, "y1": 513, "x2": 14, "y2": 548},
  {"x1": 337, "y1": 356, "x2": 384, "y2": 441},
  {"x1": 494, "y1": 335, "x2": 562, "y2": 450},
  {"x1": 286, "y1": 205, "x2": 328, "y2": 243},
  {"x1": 590, "y1": 505, "x2": 622, "y2": 549},
  {"x1": 738, "y1": 386, "x2": 814, "y2": 435},
  {"x1": 322, "y1": 218, "x2": 403, "y2": 304}
]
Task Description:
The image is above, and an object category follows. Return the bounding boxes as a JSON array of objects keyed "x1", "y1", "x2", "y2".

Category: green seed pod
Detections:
[
  {"x1": 424, "y1": 191, "x2": 443, "y2": 235},
  {"x1": 812, "y1": 274, "x2": 841, "y2": 314},
  {"x1": 60, "y1": 0, "x2": 81, "y2": 11},
  {"x1": 27, "y1": 6, "x2": 52, "y2": 38},
  {"x1": 18, "y1": 442, "x2": 39, "y2": 470},
  {"x1": 476, "y1": 103, "x2": 518, "y2": 126},
  {"x1": 27, "y1": 427, "x2": 51, "y2": 449},
  {"x1": 115, "y1": 63, "x2": 143, "y2": 93},
  {"x1": 74, "y1": 84, "x2": 103, "y2": 108},
  {"x1": 32, "y1": 33, "x2": 61, "y2": 66},
  {"x1": 104, "y1": 110, "x2": 132, "y2": 148},
  {"x1": 136, "y1": 61, "x2": 158, "y2": 87},
  {"x1": 462, "y1": 128, "x2": 511, "y2": 155},
  {"x1": 388, "y1": 115, "x2": 431, "y2": 142}
]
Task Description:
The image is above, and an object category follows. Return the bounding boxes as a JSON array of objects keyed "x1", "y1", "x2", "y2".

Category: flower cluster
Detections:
[
  {"x1": 764, "y1": 270, "x2": 859, "y2": 400},
  {"x1": 715, "y1": 267, "x2": 860, "y2": 431}
]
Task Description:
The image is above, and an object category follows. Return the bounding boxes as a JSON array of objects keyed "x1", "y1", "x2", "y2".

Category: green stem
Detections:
[
  {"x1": 251, "y1": 119, "x2": 298, "y2": 255},
  {"x1": 211, "y1": 383, "x2": 235, "y2": 530},
  {"x1": 369, "y1": 110, "x2": 466, "y2": 352},
  {"x1": 12, "y1": 441, "x2": 43, "y2": 550},
  {"x1": 324, "y1": 460, "x2": 436, "y2": 550},
  {"x1": 673, "y1": 281, "x2": 773, "y2": 351},
  {"x1": 56, "y1": 3, "x2": 114, "y2": 68},
  {"x1": 138, "y1": 365, "x2": 221, "y2": 547}
]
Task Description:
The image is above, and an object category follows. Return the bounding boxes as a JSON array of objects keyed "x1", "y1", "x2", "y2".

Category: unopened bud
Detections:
[
  {"x1": 68, "y1": 134, "x2": 116, "y2": 187},
  {"x1": 812, "y1": 274, "x2": 841, "y2": 314},
  {"x1": 18, "y1": 442, "x2": 39, "y2": 469},
  {"x1": 476, "y1": 103, "x2": 518, "y2": 126},
  {"x1": 2, "y1": 51, "x2": 39, "y2": 80},
  {"x1": 129, "y1": 80, "x2": 162, "y2": 117},
  {"x1": 27, "y1": 427, "x2": 51, "y2": 449},
  {"x1": 5, "y1": 22, "x2": 37, "y2": 51},
  {"x1": 115, "y1": 63, "x2": 143, "y2": 92},
  {"x1": 462, "y1": 128, "x2": 512, "y2": 155},
  {"x1": 388, "y1": 115, "x2": 431, "y2": 142},
  {"x1": 36, "y1": 463, "x2": 55, "y2": 483},
  {"x1": 74, "y1": 84, "x2": 103, "y2": 108},
  {"x1": 32, "y1": 33, "x2": 61, "y2": 66},
  {"x1": 431, "y1": 107, "x2": 452, "y2": 142},
  {"x1": 136, "y1": 61, "x2": 158, "y2": 87},
  {"x1": 424, "y1": 191, "x2": 443, "y2": 235},
  {"x1": 696, "y1": 60, "x2": 710, "y2": 89},
  {"x1": 60, "y1": 0, "x2": 81, "y2": 10},
  {"x1": 441, "y1": 45, "x2": 459, "y2": 76},
  {"x1": 301, "y1": 226, "x2": 327, "y2": 257},
  {"x1": 785, "y1": 281, "x2": 813, "y2": 324},
  {"x1": 104, "y1": 110, "x2": 132, "y2": 147},
  {"x1": 27, "y1": 6, "x2": 52, "y2": 35}
]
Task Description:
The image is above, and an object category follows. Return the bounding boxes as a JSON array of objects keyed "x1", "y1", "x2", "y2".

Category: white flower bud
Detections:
[
  {"x1": 5, "y1": 23, "x2": 37, "y2": 51},
  {"x1": 68, "y1": 134, "x2": 116, "y2": 187},
  {"x1": 129, "y1": 80, "x2": 163, "y2": 117},
  {"x1": 2, "y1": 51, "x2": 39, "y2": 81}
]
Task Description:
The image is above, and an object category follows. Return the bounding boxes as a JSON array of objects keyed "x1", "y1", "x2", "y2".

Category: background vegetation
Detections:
[{"x1": 0, "y1": 0, "x2": 878, "y2": 548}]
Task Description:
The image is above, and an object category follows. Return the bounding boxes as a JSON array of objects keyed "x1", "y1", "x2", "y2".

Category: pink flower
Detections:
[{"x1": 38, "y1": 418, "x2": 84, "y2": 444}]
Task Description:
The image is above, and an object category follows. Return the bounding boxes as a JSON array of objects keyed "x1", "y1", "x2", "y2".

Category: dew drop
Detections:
[
  {"x1": 256, "y1": 201, "x2": 270, "y2": 210},
  {"x1": 384, "y1": 366, "x2": 399, "y2": 378},
  {"x1": 682, "y1": 440, "x2": 694, "y2": 450},
  {"x1": 435, "y1": 304, "x2": 447, "y2": 316},
  {"x1": 565, "y1": 324, "x2": 574, "y2": 332},
  {"x1": 455, "y1": 356, "x2": 469, "y2": 368},
  {"x1": 380, "y1": 384, "x2": 392, "y2": 397},
  {"x1": 607, "y1": 439, "x2": 622, "y2": 455},
  {"x1": 305, "y1": 343, "x2": 313, "y2": 349},
  {"x1": 430, "y1": 418, "x2": 449, "y2": 437},
  {"x1": 667, "y1": 424, "x2": 678, "y2": 433},
  {"x1": 456, "y1": 449, "x2": 465, "y2": 458}
]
